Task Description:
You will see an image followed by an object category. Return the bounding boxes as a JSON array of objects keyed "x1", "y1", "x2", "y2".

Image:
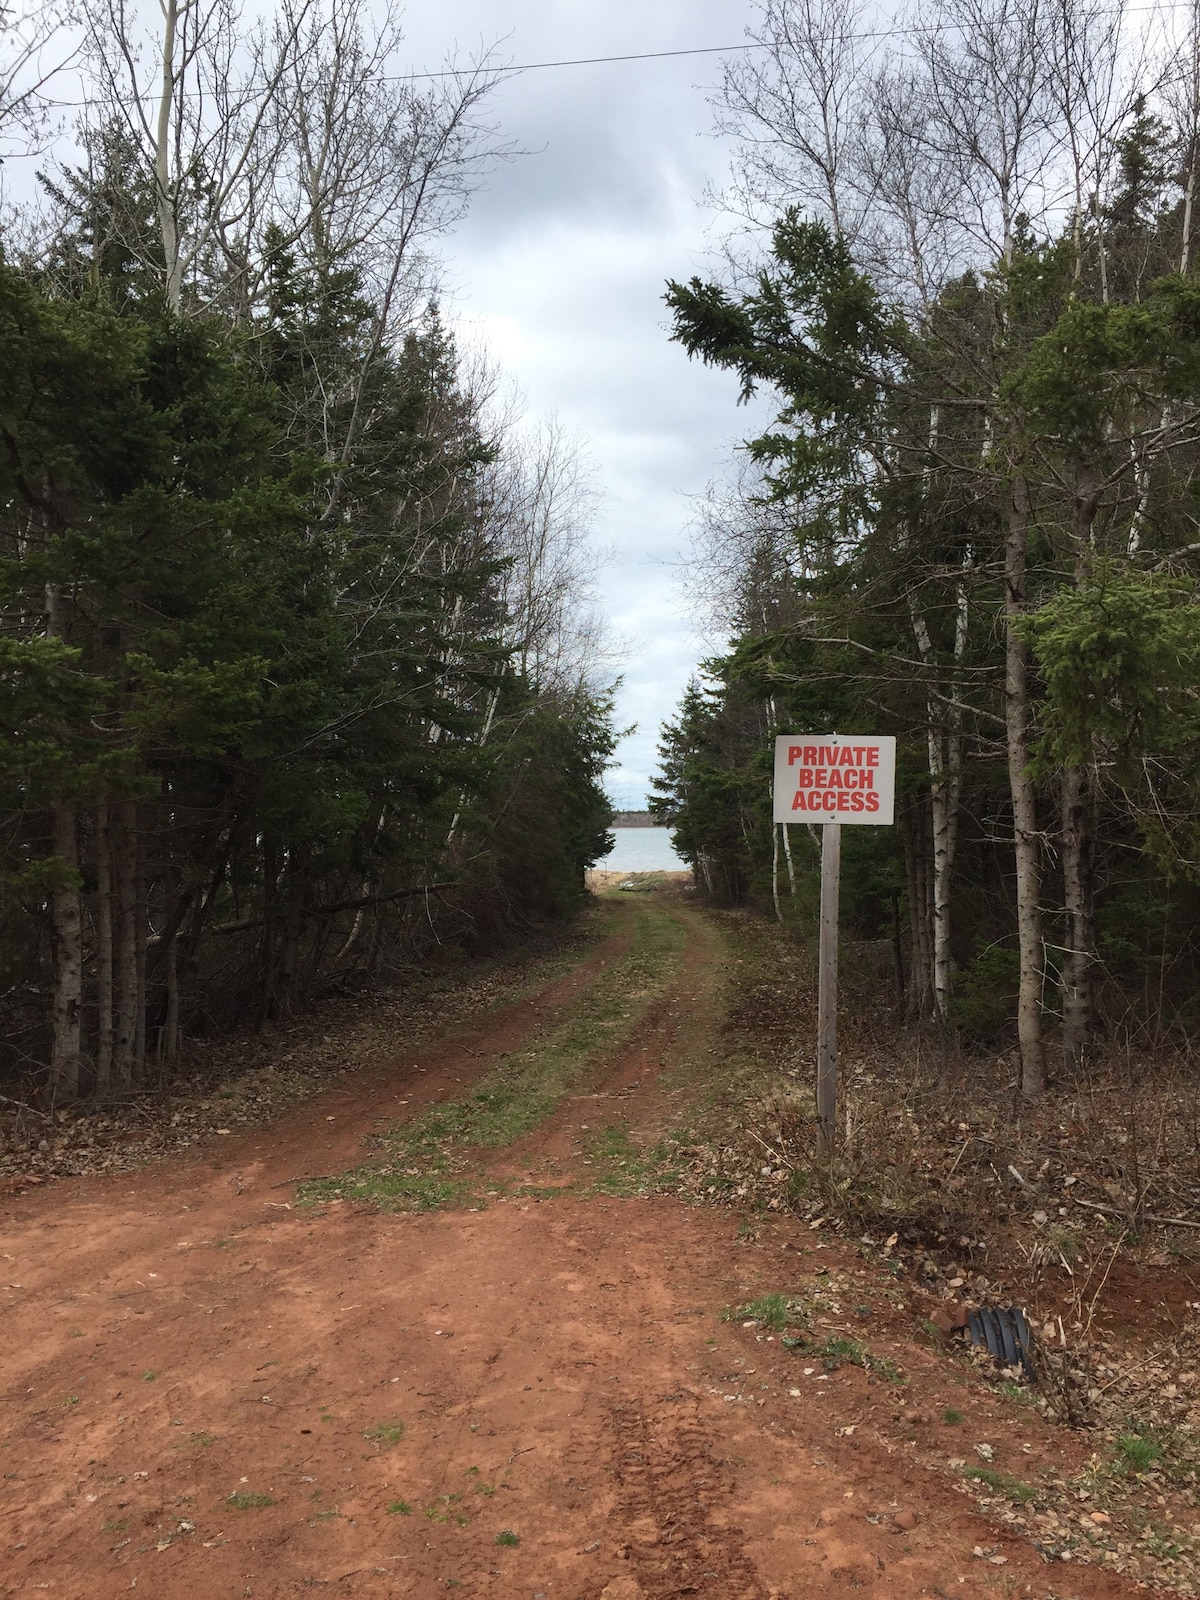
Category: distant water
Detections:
[{"x1": 599, "y1": 826, "x2": 687, "y2": 873}]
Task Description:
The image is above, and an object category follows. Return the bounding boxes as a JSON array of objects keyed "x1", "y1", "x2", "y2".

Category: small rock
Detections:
[
  {"x1": 1089, "y1": 1511, "x2": 1111, "y2": 1525},
  {"x1": 600, "y1": 1579, "x2": 643, "y2": 1600},
  {"x1": 974, "y1": 1442, "x2": 994, "y2": 1462},
  {"x1": 931, "y1": 1302, "x2": 969, "y2": 1335},
  {"x1": 892, "y1": 1509, "x2": 918, "y2": 1531}
]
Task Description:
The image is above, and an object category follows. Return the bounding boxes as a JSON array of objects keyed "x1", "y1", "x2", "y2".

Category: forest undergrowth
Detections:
[
  {"x1": 0, "y1": 908, "x2": 609, "y2": 1191},
  {"x1": 653, "y1": 907, "x2": 1200, "y2": 1589}
]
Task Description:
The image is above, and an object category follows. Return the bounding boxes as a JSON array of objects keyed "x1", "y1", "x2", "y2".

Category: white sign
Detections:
[{"x1": 772, "y1": 734, "x2": 896, "y2": 826}]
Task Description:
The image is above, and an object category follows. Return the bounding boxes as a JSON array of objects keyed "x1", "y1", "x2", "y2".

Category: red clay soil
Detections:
[{"x1": 0, "y1": 901, "x2": 1157, "y2": 1600}]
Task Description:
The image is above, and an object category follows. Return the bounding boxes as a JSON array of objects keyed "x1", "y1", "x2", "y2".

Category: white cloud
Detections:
[{"x1": 409, "y1": 0, "x2": 772, "y2": 799}]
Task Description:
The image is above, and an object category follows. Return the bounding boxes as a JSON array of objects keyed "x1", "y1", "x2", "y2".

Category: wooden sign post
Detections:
[{"x1": 772, "y1": 734, "x2": 897, "y2": 1154}]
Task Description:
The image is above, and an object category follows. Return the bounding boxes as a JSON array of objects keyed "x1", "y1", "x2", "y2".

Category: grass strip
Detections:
[{"x1": 299, "y1": 898, "x2": 687, "y2": 1211}]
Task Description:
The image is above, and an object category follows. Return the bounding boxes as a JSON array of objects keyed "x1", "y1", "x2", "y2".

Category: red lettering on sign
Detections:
[
  {"x1": 850, "y1": 791, "x2": 865, "y2": 811},
  {"x1": 865, "y1": 791, "x2": 880, "y2": 812},
  {"x1": 803, "y1": 744, "x2": 817, "y2": 765},
  {"x1": 866, "y1": 748, "x2": 879, "y2": 767}
]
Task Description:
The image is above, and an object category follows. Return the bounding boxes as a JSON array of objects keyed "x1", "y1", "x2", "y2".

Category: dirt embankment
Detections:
[{"x1": 0, "y1": 893, "x2": 1177, "y2": 1599}]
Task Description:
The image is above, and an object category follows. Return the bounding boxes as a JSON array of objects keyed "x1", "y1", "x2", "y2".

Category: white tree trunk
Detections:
[
  {"x1": 154, "y1": 0, "x2": 183, "y2": 313},
  {"x1": 780, "y1": 821, "x2": 797, "y2": 897},
  {"x1": 908, "y1": 589, "x2": 966, "y2": 1024}
]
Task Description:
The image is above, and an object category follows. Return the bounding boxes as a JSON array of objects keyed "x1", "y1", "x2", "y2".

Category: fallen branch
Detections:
[
  {"x1": 315, "y1": 882, "x2": 455, "y2": 916},
  {"x1": 0, "y1": 1094, "x2": 51, "y2": 1119},
  {"x1": 208, "y1": 883, "x2": 455, "y2": 937},
  {"x1": 1072, "y1": 1195, "x2": 1200, "y2": 1231}
]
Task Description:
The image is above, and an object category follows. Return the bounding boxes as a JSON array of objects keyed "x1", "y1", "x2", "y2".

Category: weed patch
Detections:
[
  {"x1": 785, "y1": 1331, "x2": 903, "y2": 1382},
  {"x1": 363, "y1": 1420, "x2": 405, "y2": 1447},
  {"x1": 724, "y1": 1293, "x2": 799, "y2": 1334},
  {"x1": 964, "y1": 1466, "x2": 1038, "y2": 1503},
  {"x1": 175, "y1": 1431, "x2": 215, "y2": 1451},
  {"x1": 1114, "y1": 1431, "x2": 1165, "y2": 1475}
]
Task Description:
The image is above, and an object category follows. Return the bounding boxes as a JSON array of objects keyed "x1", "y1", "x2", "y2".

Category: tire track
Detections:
[{"x1": 597, "y1": 1397, "x2": 772, "y2": 1599}]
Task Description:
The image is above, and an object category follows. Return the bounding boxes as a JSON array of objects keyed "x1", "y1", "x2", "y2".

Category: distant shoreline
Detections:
[{"x1": 610, "y1": 810, "x2": 658, "y2": 828}]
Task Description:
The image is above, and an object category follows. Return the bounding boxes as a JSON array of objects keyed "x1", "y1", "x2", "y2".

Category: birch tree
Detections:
[
  {"x1": 81, "y1": 0, "x2": 320, "y2": 313},
  {"x1": 714, "y1": 0, "x2": 876, "y2": 244}
]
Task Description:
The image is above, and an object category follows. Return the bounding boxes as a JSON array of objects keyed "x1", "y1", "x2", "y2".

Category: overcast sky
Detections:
[{"x1": 399, "y1": 0, "x2": 768, "y2": 808}]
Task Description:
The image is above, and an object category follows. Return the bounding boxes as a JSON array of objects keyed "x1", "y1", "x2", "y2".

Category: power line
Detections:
[
  {"x1": 14, "y1": 41, "x2": 763, "y2": 109},
  {"x1": 395, "y1": 44, "x2": 758, "y2": 81},
  {"x1": 385, "y1": 4, "x2": 1188, "y2": 82},
  {"x1": 13, "y1": 2, "x2": 1194, "y2": 114}
]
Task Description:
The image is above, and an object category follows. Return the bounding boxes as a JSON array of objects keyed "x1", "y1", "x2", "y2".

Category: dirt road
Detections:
[{"x1": 0, "y1": 895, "x2": 1150, "y2": 1598}]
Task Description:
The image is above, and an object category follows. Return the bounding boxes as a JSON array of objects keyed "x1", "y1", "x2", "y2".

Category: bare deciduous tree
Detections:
[{"x1": 714, "y1": 0, "x2": 877, "y2": 244}]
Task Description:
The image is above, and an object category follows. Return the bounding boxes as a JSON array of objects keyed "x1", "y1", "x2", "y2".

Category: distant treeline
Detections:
[{"x1": 611, "y1": 812, "x2": 658, "y2": 828}]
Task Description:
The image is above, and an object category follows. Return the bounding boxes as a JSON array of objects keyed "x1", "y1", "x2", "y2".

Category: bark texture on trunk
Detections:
[
  {"x1": 1060, "y1": 762, "x2": 1095, "y2": 1070},
  {"x1": 901, "y1": 801, "x2": 934, "y2": 1021},
  {"x1": 45, "y1": 581, "x2": 82, "y2": 1098},
  {"x1": 94, "y1": 799, "x2": 114, "y2": 1097},
  {"x1": 49, "y1": 801, "x2": 83, "y2": 1100},
  {"x1": 771, "y1": 825, "x2": 783, "y2": 924},
  {"x1": 1005, "y1": 469, "x2": 1046, "y2": 1098},
  {"x1": 113, "y1": 798, "x2": 139, "y2": 1089},
  {"x1": 780, "y1": 822, "x2": 796, "y2": 898},
  {"x1": 133, "y1": 803, "x2": 147, "y2": 1078},
  {"x1": 1060, "y1": 485, "x2": 1100, "y2": 1065},
  {"x1": 907, "y1": 565, "x2": 970, "y2": 1024}
]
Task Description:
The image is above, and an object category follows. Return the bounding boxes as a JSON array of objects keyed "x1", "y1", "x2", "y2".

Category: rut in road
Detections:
[{"x1": 0, "y1": 891, "x2": 1148, "y2": 1600}]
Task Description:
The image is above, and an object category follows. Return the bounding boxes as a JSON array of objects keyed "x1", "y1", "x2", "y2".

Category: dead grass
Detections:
[{"x1": 657, "y1": 905, "x2": 1200, "y2": 1591}]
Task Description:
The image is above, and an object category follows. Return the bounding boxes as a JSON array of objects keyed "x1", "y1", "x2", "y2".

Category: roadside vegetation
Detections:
[
  {"x1": 656, "y1": 904, "x2": 1200, "y2": 1594},
  {"x1": 643, "y1": 2, "x2": 1200, "y2": 1578}
]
